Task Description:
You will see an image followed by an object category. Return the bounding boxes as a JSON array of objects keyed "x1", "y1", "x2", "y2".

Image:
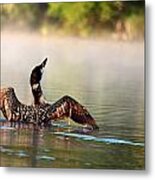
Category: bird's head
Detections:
[{"x1": 30, "y1": 58, "x2": 48, "y2": 86}]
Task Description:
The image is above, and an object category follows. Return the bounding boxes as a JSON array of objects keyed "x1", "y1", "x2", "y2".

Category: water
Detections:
[{"x1": 0, "y1": 32, "x2": 144, "y2": 169}]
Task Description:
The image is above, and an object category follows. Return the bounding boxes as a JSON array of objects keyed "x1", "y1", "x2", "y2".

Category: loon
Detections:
[{"x1": 0, "y1": 58, "x2": 99, "y2": 130}]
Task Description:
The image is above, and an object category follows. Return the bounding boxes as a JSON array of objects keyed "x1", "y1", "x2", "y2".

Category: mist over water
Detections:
[{"x1": 0, "y1": 31, "x2": 144, "y2": 169}]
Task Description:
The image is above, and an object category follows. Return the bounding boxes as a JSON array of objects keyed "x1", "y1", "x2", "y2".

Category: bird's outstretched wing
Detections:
[
  {"x1": 29, "y1": 58, "x2": 99, "y2": 130},
  {"x1": 49, "y1": 95, "x2": 99, "y2": 130}
]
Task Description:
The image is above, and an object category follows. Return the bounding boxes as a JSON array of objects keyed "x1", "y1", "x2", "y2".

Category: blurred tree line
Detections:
[{"x1": 1, "y1": 1, "x2": 144, "y2": 39}]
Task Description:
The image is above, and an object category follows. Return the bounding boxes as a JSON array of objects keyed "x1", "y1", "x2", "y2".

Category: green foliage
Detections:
[
  {"x1": 1, "y1": 4, "x2": 47, "y2": 28},
  {"x1": 125, "y1": 13, "x2": 144, "y2": 39},
  {"x1": 47, "y1": 2, "x2": 96, "y2": 35},
  {"x1": 1, "y1": 1, "x2": 145, "y2": 38}
]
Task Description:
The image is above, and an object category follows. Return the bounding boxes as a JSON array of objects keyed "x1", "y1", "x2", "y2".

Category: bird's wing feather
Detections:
[{"x1": 49, "y1": 95, "x2": 99, "y2": 129}]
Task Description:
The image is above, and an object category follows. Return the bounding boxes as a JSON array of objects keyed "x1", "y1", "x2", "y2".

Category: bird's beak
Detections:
[{"x1": 41, "y1": 58, "x2": 48, "y2": 68}]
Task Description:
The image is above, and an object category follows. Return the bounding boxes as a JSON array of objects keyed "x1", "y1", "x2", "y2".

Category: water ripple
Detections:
[
  {"x1": 54, "y1": 132, "x2": 144, "y2": 147},
  {"x1": 36, "y1": 155, "x2": 56, "y2": 161},
  {"x1": 0, "y1": 126, "x2": 15, "y2": 130},
  {"x1": 0, "y1": 147, "x2": 29, "y2": 157}
]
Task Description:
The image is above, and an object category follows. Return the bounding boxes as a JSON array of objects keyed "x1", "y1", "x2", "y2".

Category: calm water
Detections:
[{"x1": 0, "y1": 32, "x2": 144, "y2": 169}]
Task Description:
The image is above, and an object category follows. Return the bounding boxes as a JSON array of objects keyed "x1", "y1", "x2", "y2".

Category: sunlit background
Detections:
[
  {"x1": 1, "y1": 1, "x2": 144, "y2": 38},
  {"x1": 0, "y1": 1, "x2": 145, "y2": 169}
]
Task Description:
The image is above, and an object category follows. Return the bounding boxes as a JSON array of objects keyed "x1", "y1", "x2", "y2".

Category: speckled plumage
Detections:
[{"x1": 0, "y1": 59, "x2": 99, "y2": 130}]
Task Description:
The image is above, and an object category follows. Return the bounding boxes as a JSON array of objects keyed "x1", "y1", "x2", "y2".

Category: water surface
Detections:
[{"x1": 0, "y1": 32, "x2": 144, "y2": 169}]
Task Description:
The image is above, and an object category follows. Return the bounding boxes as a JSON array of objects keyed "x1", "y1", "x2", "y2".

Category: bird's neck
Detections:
[{"x1": 31, "y1": 83, "x2": 46, "y2": 105}]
